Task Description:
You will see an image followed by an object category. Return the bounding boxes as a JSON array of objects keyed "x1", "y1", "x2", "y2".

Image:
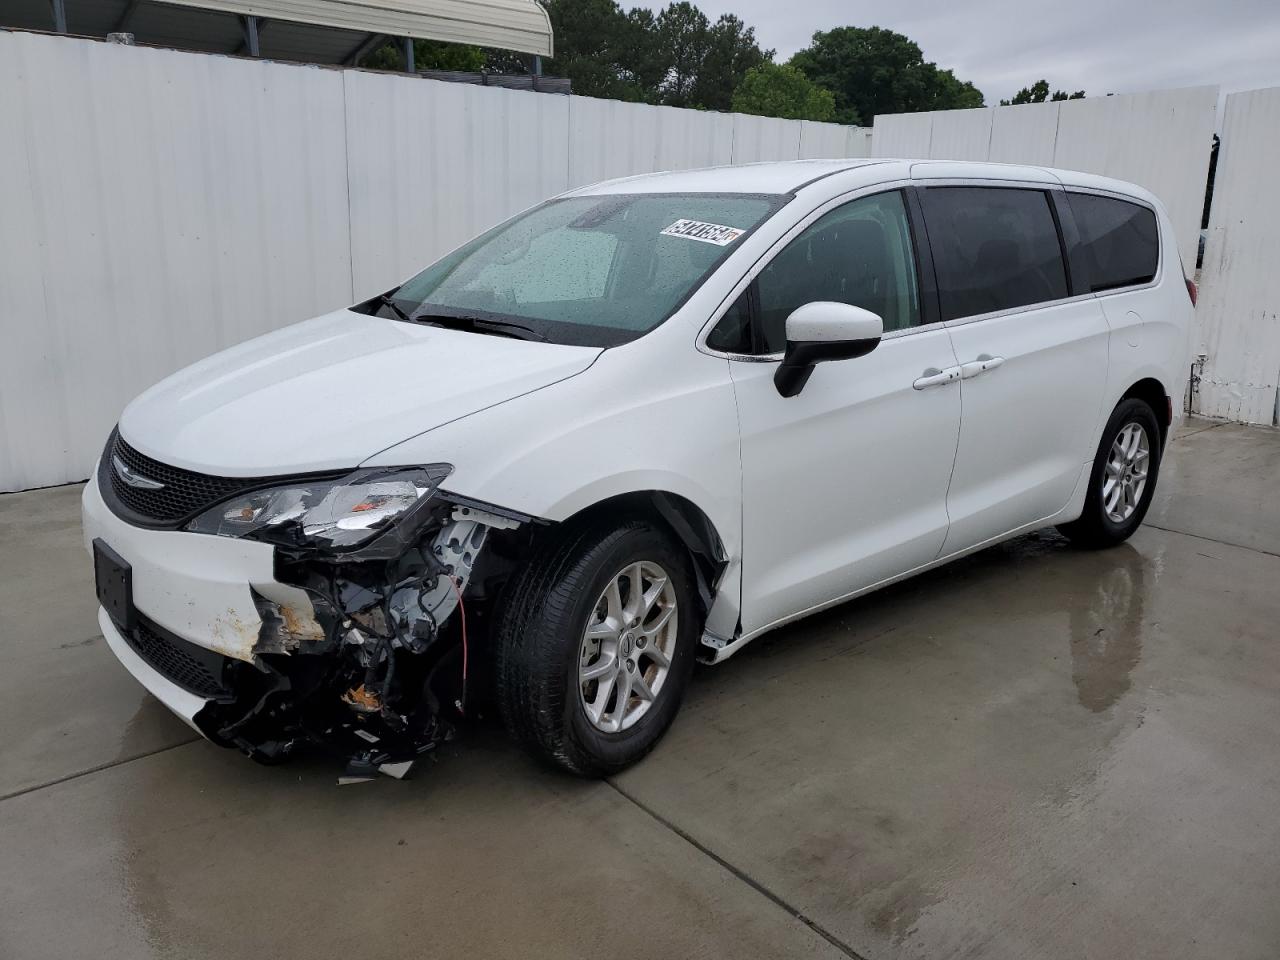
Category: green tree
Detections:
[
  {"x1": 656, "y1": 3, "x2": 708, "y2": 107},
  {"x1": 692, "y1": 14, "x2": 770, "y2": 111},
  {"x1": 790, "y1": 26, "x2": 984, "y2": 125},
  {"x1": 542, "y1": 0, "x2": 651, "y2": 100},
  {"x1": 361, "y1": 38, "x2": 487, "y2": 72},
  {"x1": 731, "y1": 63, "x2": 835, "y2": 121},
  {"x1": 999, "y1": 79, "x2": 1085, "y2": 105}
]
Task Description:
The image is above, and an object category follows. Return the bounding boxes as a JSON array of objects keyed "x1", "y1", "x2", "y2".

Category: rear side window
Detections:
[
  {"x1": 1066, "y1": 192, "x2": 1159, "y2": 292},
  {"x1": 919, "y1": 187, "x2": 1069, "y2": 321}
]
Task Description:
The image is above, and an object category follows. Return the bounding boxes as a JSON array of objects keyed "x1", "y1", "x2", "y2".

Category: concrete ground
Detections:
[{"x1": 3, "y1": 418, "x2": 1278, "y2": 960}]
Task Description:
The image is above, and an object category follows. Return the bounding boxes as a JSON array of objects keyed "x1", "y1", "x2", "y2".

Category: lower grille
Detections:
[{"x1": 119, "y1": 615, "x2": 234, "y2": 700}]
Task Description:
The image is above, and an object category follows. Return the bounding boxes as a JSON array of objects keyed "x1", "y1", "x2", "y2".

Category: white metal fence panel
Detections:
[
  {"x1": 870, "y1": 111, "x2": 932, "y2": 158},
  {"x1": 927, "y1": 107, "x2": 992, "y2": 161},
  {"x1": 987, "y1": 102, "x2": 1059, "y2": 165},
  {"x1": 566, "y1": 98, "x2": 734, "y2": 188},
  {"x1": 345, "y1": 70, "x2": 570, "y2": 300},
  {"x1": 1193, "y1": 87, "x2": 1280, "y2": 424},
  {"x1": 797, "y1": 120, "x2": 849, "y2": 158},
  {"x1": 0, "y1": 31, "x2": 353, "y2": 491},
  {"x1": 871, "y1": 86, "x2": 1217, "y2": 270},
  {"x1": 730, "y1": 113, "x2": 802, "y2": 163}
]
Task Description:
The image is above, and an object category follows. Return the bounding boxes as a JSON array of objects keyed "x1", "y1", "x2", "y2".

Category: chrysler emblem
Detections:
[{"x1": 112, "y1": 454, "x2": 165, "y2": 490}]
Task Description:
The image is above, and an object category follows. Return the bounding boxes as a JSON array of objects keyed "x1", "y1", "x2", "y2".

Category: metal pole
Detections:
[
  {"x1": 50, "y1": 0, "x2": 67, "y2": 33},
  {"x1": 403, "y1": 37, "x2": 415, "y2": 73},
  {"x1": 242, "y1": 15, "x2": 260, "y2": 57},
  {"x1": 533, "y1": 55, "x2": 542, "y2": 76}
]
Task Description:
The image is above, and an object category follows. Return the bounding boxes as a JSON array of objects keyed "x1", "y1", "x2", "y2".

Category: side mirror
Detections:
[{"x1": 774, "y1": 302, "x2": 883, "y2": 398}]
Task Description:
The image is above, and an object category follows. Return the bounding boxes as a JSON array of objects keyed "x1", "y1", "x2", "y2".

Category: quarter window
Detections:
[
  {"x1": 919, "y1": 187, "x2": 1069, "y2": 321},
  {"x1": 1066, "y1": 192, "x2": 1159, "y2": 292},
  {"x1": 707, "y1": 190, "x2": 921, "y2": 355}
]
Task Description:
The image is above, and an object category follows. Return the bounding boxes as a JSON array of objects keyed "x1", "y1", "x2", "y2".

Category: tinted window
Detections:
[
  {"x1": 384, "y1": 193, "x2": 780, "y2": 347},
  {"x1": 920, "y1": 187, "x2": 1069, "y2": 321},
  {"x1": 1067, "y1": 192, "x2": 1159, "y2": 292},
  {"x1": 705, "y1": 289, "x2": 753, "y2": 354},
  {"x1": 708, "y1": 190, "x2": 921, "y2": 355}
]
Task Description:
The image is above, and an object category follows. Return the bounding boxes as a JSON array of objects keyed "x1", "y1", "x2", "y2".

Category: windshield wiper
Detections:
[
  {"x1": 378, "y1": 294, "x2": 412, "y2": 323},
  {"x1": 408, "y1": 312, "x2": 547, "y2": 342}
]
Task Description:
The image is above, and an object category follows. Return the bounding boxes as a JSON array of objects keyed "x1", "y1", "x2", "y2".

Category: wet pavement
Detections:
[{"x1": 3, "y1": 418, "x2": 1278, "y2": 959}]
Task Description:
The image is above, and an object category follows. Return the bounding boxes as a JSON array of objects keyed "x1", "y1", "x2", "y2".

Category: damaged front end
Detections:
[{"x1": 181, "y1": 466, "x2": 538, "y2": 780}]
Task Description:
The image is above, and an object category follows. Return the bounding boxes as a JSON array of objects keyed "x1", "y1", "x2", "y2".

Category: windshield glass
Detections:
[{"x1": 377, "y1": 193, "x2": 784, "y2": 347}]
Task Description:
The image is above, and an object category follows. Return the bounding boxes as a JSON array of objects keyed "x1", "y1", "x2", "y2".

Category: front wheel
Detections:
[
  {"x1": 495, "y1": 519, "x2": 698, "y2": 776},
  {"x1": 1058, "y1": 397, "x2": 1163, "y2": 548}
]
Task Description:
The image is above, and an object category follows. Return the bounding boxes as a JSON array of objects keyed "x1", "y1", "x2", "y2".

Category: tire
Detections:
[
  {"x1": 1058, "y1": 397, "x2": 1163, "y2": 549},
  {"x1": 494, "y1": 518, "x2": 698, "y2": 776}
]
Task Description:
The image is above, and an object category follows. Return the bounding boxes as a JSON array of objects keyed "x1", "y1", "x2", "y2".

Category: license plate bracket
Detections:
[{"x1": 93, "y1": 538, "x2": 135, "y2": 633}]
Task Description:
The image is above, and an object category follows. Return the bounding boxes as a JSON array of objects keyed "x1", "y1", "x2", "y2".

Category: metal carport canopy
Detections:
[{"x1": 163, "y1": 0, "x2": 553, "y2": 56}]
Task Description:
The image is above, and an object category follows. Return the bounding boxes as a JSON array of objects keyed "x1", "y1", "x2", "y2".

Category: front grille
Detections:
[
  {"x1": 100, "y1": 428, "x2": 272, "y2": 527},
  {"x1": 121, "y1": 615, "x2": 234, "y2": 700}
]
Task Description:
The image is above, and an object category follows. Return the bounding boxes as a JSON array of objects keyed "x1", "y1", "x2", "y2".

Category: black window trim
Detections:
[
  {"x1": 1060, "y1": 186, "x2": 1164, "y2": 298},
  {"x1": 699, "y1": 181, "x2": 938, "y2": 361}
]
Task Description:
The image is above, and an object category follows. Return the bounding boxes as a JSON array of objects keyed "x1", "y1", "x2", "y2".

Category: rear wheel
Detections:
[
  {"x1": 495, "y1": 519, "x2": 697, "y2": 776},
  {"x1": 1058, "y1": 397, "x2": 1162, "y2": 548}
]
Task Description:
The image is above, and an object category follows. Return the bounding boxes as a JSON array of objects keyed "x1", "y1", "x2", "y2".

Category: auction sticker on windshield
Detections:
[{"x1": 660, "y1": 219, "x2": 746, "y2": 246}]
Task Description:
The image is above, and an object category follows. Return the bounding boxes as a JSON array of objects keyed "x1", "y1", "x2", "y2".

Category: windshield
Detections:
[{"x1": 372, "y1": 193, "x2": 784, "y2": 347}]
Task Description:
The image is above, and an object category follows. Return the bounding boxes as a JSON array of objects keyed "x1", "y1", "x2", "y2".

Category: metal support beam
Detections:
[
  {"x1": 49, "y1": 0, "x2": 67, "y2": 33},
  {"x1": 239, "y1": 15, "x2": 262, "y2": 57},
  {"x1": 344, "y1": 32, "x2": 386, "y2": 66},
  {"x1": 114, "y1": 0, "x2": 141, "y2": 32},
  {"x1": 403, "y1": 37, "x2": 414, "y2": 73}
]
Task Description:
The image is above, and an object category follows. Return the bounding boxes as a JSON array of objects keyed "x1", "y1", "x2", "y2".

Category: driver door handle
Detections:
[
  {"x1": 960, "y1": 354, "x2": 1006, "y2": 379},
  {"x1": 913, "y1": 365, "x2": 961, "y2": 390}
]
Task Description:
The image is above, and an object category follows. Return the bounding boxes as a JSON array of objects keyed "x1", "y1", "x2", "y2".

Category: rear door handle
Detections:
[
  {"x1": 913, "y1": 365, "x2": 961, "y2": 390},
  {"x1": 960, "y1": 354, "x2": 1005, "y2": 379}
]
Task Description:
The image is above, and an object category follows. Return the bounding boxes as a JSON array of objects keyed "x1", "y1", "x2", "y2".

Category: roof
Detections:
[
  {"x1": 0, "y1": 0, "x2": 553, "y2": 62},
  {"x1": 572, "y1": 159, "x2": 1157, "y2": 208},
  {"x1": 571, "y1": 160, "x2": 892, "y2": 197}
]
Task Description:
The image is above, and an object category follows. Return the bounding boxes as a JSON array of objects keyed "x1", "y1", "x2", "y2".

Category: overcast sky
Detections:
[{"x1": 645, "y1": 0, "x2": 1280, "y2": 106}]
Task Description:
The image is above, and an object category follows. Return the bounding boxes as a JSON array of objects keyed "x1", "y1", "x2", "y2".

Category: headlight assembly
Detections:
[{"x1": 185, "y1": 465, "x2": 452, "y2": 550}]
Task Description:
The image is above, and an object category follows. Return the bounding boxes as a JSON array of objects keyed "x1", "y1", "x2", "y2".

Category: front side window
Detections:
[
  {"x1": 920, "y1": 186, "x2": 1069, "y2": 321},
  {"x1": 380, "y1": 193, "x2": 782, "y2": 347},
  {"x1": 707, "y1": 190, "x2": 922, "y2": 355},
  {"x1": 1066, "y1": 192, "x2": 1159, "y2": 292}
]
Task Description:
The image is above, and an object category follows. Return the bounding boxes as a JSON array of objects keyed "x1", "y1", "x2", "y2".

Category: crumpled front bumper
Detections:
[
  {"x1": 82, "y1": 471, "x2": 318, "y2": 663},
  {"x1": 83, "y1": 467, "x2": 533, "y2": 773}
]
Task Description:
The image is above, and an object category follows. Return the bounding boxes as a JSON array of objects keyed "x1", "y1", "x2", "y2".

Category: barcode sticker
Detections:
[{"x1": 660, "y1": 219, "x2": 746, "y2": 246}]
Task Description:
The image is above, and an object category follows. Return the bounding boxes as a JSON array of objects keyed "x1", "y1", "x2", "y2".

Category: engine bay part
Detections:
[{"x1": 187, "y1": 495, "x2": 538, "y2": 779}]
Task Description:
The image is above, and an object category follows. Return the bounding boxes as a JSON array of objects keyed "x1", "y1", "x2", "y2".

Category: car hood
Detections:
[{"x1": 118, "y1": 309, "x2": 602, "y2": 476}]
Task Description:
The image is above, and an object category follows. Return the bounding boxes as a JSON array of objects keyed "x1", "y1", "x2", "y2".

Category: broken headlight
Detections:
[{"x1": 185, "y1": 465, "x2": 452, "y2": 550}]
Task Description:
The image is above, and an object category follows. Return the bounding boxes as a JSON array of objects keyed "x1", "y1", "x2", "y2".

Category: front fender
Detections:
[{"x1": 361, "y1": 339, "x2": 743, "y2": 559}]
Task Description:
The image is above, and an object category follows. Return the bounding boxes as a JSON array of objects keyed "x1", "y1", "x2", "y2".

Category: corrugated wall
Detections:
[
  {"x1": 0, "y1": 31, "x2": 353, "y2": 492},
  {"x1": 870, "y1": 87, "x2": 1219, "y2": 272},
  {"x1": 1194, "y1": 87, "x2": 1280, "y2": 425},
  {"x1": 0, "y1": 30, "x2": 871, "y2": 492}
]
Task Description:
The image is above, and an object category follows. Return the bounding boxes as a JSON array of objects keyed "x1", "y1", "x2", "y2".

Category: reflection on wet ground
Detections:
[{"x1": 3, "y1": 420, "x2": 1280, "y2": 960}]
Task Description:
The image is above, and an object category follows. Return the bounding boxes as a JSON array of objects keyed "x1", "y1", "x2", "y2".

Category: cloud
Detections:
[{"x1": 637, "y1": 0, "x2": 1280, "y2": 104}]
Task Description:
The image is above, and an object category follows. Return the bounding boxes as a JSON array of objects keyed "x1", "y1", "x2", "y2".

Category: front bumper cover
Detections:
[{"x1": 84, "y1": 470, "x2": 538, "y2": 775}]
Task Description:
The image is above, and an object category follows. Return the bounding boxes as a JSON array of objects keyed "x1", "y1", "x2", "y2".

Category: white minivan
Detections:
[{"x1": 83, "y1": 160, "x2": 1194, "y2": 779}]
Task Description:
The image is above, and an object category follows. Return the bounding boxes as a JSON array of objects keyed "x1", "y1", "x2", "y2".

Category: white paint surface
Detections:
[{"x1": 1194, "y1": 87, "x2": 1280, "y2": 424}]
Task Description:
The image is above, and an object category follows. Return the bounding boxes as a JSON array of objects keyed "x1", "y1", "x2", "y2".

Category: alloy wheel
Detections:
[
  {"x1": 578, "y1": 560, "x2": 678, "y2": 733},
  {"x1": 1103, "y1": 422, "x2": 1150, "y2": 523}
]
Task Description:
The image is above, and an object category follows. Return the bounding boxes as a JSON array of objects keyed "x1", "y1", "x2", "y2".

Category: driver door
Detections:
[{"x1": 711, "y1": 189, "x2": 963, "y2": 637}]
